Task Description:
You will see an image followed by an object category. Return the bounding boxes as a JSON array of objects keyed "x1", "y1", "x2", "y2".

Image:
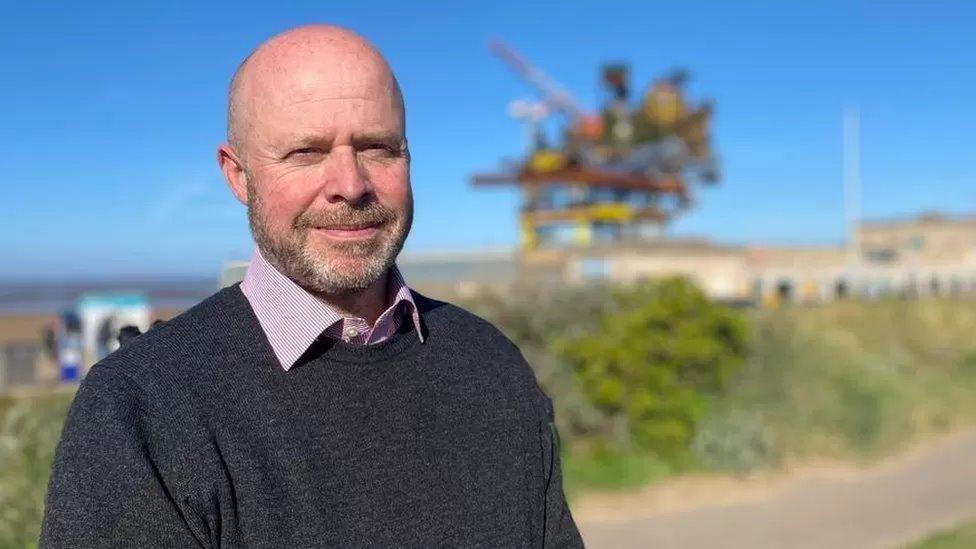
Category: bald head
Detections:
[{"x1": 226, "y1": 25, "x2": 404, "y2": 158}]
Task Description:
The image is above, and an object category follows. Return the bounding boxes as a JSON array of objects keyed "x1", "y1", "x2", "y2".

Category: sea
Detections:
[{"x1": 0, "y1": 278, "x2": 217, "y2": 315}]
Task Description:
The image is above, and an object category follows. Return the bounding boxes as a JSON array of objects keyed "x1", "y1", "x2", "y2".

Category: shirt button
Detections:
[{"x1": 344, "y1": 327, "x2": 359, "y2": 338}]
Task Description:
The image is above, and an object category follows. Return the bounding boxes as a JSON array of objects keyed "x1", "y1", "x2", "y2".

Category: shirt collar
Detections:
[{"x1": 240, "y1": 247, "x2": 424, "y2": 371}]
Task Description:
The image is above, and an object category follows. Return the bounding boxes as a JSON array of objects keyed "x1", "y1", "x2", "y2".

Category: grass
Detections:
[
  {"x1": 703, "y1": 298, "x2": 976, "y2": 466},
  {"x1": 0, "y1": 391, "x2": 74, "y2": 548},
  {"x1": 905, "y1": 517, "x2": 976, "y2": 549},
  {"x1": 561, "y1": 445, "x2": 675, "y2": 499}
]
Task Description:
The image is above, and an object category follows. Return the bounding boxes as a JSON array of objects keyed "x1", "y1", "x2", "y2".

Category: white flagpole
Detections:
[{"x1": 843, "y1": 105, "x2": 862, "y2": 293}]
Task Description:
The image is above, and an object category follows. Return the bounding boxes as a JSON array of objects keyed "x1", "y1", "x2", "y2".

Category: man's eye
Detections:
[
  {"x1": 290, "y1": 148, "x2": 323, "y2": 157},
  {"x1": 361, "y1": 143, "x2": 398, "y2": 155}
]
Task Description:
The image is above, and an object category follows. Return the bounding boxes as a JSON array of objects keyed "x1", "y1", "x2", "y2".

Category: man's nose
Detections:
[{"x1": 322, "y1": 147, "x2": 372, "y2": 205}]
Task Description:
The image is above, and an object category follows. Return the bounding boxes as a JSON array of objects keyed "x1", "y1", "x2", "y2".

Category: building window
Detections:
[{"x1": 908, "y1": 236, "x2": 925, "y2": 250}]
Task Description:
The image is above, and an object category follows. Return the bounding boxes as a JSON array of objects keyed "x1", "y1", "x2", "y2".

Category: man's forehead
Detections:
[
  {"x1": 256, "y1": 50, "x2": 392, "y2": 98},
  {"x1": 254, "y1": 57, "x2": 399, "y2": 113},
  {"x1": 253, "y1": 84, "x2": 403, "y2": 135}
]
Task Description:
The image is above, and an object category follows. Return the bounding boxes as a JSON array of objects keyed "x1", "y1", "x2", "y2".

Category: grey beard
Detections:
[{"x1": 247, "y1": 183, "x2": 412, "y2": 296}]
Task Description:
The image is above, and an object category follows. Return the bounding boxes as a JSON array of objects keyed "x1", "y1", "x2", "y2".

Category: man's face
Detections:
[{"x1": 238, "y1": 55, "x2": 412, "y2": 295}]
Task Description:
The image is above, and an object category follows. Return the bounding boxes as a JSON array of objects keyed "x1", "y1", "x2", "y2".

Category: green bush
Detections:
[{"x1": 555, "y1": 277, "x2": 749, "y2": 457}]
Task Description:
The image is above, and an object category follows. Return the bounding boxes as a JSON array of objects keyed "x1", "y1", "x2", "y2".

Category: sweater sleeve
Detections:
[
  {"x1": 40, "y1": 366, "x2": 206, "y2": 549},
  {"x1": 540, "y1": 395, "x2": 585, "y2": 548}
]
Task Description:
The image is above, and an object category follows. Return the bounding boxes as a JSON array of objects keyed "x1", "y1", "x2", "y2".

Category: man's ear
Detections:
[{"x1": 217, "y1": 144, "x2": 249, "y2": 205}]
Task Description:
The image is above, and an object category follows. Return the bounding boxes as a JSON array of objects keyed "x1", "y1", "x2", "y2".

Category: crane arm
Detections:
[{"x1": 488, "y1": 39, "x2": 584, "y2": 120}]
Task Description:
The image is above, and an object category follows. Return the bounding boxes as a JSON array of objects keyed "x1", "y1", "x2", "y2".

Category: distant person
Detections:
[
  {"x1": 43, "y1": 312, "x2": 82, "y2": 382},
  {"x1": 41, "y1": 25, "x2": 582, "y2": 547},
  {"x1": 41, "y1": 322, "x2": 57, "y2": 362},
  {"x1": 94, "y1": 315, "x2": 114, "y2": 360}
]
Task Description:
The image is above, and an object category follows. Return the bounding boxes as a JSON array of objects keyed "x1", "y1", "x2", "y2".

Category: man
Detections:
[{"x1": 41, "y1": 25, "x2": 583, "y2": 548}]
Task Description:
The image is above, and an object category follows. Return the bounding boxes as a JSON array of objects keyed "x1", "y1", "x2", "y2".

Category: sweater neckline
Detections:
[
  {"x1": 227, "y1": 284, "x2": 427, "y2": 369},
  {"x1": 298, "y1": 322, "x2": 425, "y2": 366}
]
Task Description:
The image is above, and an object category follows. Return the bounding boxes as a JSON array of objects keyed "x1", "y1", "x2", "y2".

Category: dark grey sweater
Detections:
[{"x1": 40, "y1": 285, "x2": 583, "y2": 548}]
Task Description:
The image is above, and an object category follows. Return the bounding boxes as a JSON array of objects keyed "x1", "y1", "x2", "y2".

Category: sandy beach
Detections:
[{"x1": 0, "y1": 312, "x2": 56, "y2": 346}]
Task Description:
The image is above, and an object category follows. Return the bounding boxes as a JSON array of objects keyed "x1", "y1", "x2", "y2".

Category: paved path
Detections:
[{"x1": 578, "y1": 430, "x2": 976, "y2": 548}]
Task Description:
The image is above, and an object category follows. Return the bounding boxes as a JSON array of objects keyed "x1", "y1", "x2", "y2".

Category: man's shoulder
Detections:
[
  {"x1": 411, "y1": 290, "x2": 517, "y2": 348},
  {"x1": 94, "y1": 284, "x2": 256, "y2": 386},
  {"x1": 411, "y1": 290, "x2": 548, "y2": 413},
  {"x1": 410, "y1": 290, "x2": 536, "y2": 377}
]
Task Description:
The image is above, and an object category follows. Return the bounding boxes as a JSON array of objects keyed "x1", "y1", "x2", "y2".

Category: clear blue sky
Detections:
[{"x1": 2, "y1": 1, "x2": 974, "y2": 279}]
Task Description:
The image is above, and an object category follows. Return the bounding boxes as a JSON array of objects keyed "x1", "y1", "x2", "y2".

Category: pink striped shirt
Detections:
[{"x1": 240, "y1": 248, "x2": 424, "y2": 371}]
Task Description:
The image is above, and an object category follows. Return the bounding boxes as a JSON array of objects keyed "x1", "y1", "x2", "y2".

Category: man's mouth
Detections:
[{"x1": 314, "y1": 223, "x2": 381, "y2": 240}]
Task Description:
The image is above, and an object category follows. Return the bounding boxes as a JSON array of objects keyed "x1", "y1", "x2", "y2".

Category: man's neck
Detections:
[
  {"x1": 253, "y1": 248, "x2": 393, "y2": 325},
  {"x1": 308, "y1": 271, "x2": 390, "y2": 325}
]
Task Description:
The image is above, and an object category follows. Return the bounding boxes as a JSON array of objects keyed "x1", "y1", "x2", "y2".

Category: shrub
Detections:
[{"x1": 555, "y1": 277, "x2": 749, "y2": 457}]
